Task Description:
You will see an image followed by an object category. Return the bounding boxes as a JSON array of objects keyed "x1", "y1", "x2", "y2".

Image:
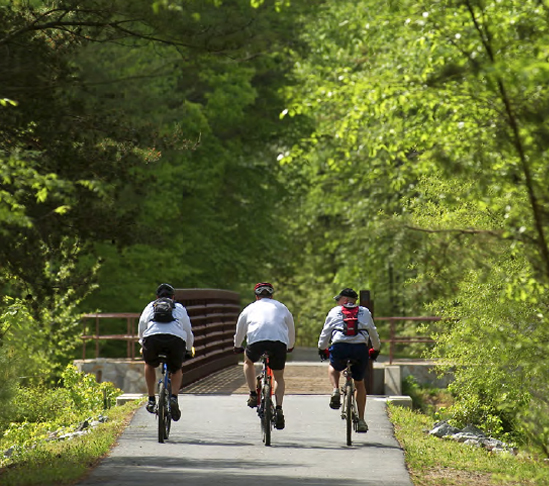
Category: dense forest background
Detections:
[{"x1": 1, "y1": 0, "x2": 549, "y2": 457}]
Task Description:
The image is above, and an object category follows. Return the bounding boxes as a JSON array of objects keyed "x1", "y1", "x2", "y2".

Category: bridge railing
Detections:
[
  {"x1": 81, "y1": 312, "x2": 140, "y2": 360},
  {"x1": 175, "y1": 289, "x2": 240, "y2": 385},
  {"x1": 81, "y1": 288, "x2": 241, "y2": 387},
  {"x1": 375, "y1": 316, "x2": 441, "y2": 364}
]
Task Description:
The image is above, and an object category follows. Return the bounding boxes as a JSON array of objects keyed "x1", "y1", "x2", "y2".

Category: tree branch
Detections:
[
  {"x1": 405, "y1": 225, "x2": 503, "y2": 237},
  {"x1": 0, "y1": 7, "x2": 257, "y2": 55}
]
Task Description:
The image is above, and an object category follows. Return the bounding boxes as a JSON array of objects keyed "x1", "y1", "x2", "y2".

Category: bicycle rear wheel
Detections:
[
  {"x1": 345, "y1": 384, "x2": 353, "y2": 446},
  {"x1": 261, "y1": 384, "x2": 273, "y2": 446},
  {"x1": 157, "y1": 382, "x2": 169, "y2": 443}
]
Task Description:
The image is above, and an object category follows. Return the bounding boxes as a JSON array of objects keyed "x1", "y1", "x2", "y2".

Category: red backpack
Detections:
[{"x1": 341, "y1": 304, "x2": 359, "y2": 336}]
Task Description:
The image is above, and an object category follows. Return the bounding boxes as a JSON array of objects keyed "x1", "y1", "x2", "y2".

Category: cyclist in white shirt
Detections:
[
  {"x1": 138, "y1": 283, "x2": 194, "y2": 421},
  {"x1": 234, "y1": 282, "x2": 295, "y2": 430}
]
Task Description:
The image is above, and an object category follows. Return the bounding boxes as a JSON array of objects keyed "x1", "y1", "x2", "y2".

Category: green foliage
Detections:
[
  {"x1": 0, "y1": 347, "x2": 18, "y2": 427},
  {"x1": 280, "y1": 0, "x2": 549, "y2": 459},
  {"x1": 1, "y1": 0, "x2": 315, "y2": 364},
  {"x1": 518, "y1": 397, "x2": 549, "y2": 460},
  {"x1": 73, "y1": 0, "x2": 314, "y2": 314},
  {"x1": 282, "y1": 0, "x2": 549, "y2": 289},
  {"x1": 0, "y1": 364, "x2": 121, "y2": 468},
  {"x1": 153, "y1": 0, "x2": 292, "y2": 11},
  {"x1": 403, "y1": 176, "x2": 549, "y2": 447},
  {"x1": 1, "y1": 277, "x2": 97, "y2": 383},
  {"x1": 60, "y1": 364, "x2": 121, "y2": 414},
  {"x1": 0, "y1": 2, "x2": 161, "y2": 311},
  {"x1": 402, "y1": 375, "x2": 453, "y2": 417},
  {"x1": 0, "y1": 401, "x2": 140, "y2": 486}
]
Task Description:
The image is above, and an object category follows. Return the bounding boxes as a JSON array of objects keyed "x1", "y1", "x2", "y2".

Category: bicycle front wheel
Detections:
[
  {"x1": 345, "y1": 384, "x2": 353, "y2": 446},
  {"x1": 262, "y1": 384, "x2": 272, "y2": 446},
  {"x1": 157, "y1": 382, "x2": 168, "y2": 443}
]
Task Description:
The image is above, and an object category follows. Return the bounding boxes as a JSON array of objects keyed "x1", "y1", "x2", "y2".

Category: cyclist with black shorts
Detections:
[
  {"x1": 233, "y1": 282, "x2": 295, "y2": 430},
  {"x1": 138, "y1": 283, "x2": 194, "y2": 421},
  {"x1": 318, "y1": 287, "x2": 381, "y2": 433}
]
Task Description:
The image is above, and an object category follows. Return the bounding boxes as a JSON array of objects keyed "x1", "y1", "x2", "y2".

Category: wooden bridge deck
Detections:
[{"x1": 181, "y1": 363, "x2": 333, "y2": 395}]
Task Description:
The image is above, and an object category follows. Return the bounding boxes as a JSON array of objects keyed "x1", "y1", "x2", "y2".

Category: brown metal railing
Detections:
[
  {"x1": 175, "y1": 289, "x2": 240, "y2": 383},
  {"x1": 81, "y1": 312, "x2": 140, "y2": 359},
  {"x1": 375, "y1": 316, "x2": 441, "y2": 364}
]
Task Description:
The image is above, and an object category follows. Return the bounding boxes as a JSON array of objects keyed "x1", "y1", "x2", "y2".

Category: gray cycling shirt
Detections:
[{"x1": 318, "y1": 305, "x2": 381, "y2": 350}]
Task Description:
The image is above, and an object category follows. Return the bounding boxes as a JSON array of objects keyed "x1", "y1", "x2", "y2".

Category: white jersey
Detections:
[
  {"x1": 318, "y1": 305, "x2": 380, "y2": 350},
  {"x1": 138, "y1": 301, "x2": 194, "y2": 351},
  {"x1": 234, "y1": 297, "x2": 295, "y2": 349}
]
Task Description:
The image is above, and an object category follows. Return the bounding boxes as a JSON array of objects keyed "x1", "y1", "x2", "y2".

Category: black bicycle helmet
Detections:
[
  {"x1": 156, "y1": 283, "x2": 175, "y2": 298},
  {"x1": 254, "y1": 282, "x2": 274, "y2": 296}
]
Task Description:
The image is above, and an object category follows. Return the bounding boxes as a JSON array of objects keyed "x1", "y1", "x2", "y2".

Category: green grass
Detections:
[
  {"x1": 388, "y1": 404, "x2": 549, "y2": 486},
  {"x1": 0, "y1": 399, "x2": 144, "y2": 486}
]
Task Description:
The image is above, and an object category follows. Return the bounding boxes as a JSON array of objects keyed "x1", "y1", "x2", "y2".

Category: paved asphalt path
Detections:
[{"x1": 77, "y1": 394, "x2": 413, "y2": 486}]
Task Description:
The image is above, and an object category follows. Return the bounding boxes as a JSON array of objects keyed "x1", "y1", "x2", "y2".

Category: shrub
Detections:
[
  {"x1": 402, "y1": 375, "x2": 453, "y2": 417},
  {"x1": 0, "y1": 364, "x2": 122, "y2": 466}
]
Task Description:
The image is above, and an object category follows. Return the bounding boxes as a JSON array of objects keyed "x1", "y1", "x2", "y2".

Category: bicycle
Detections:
[
  {"x1": 256, "y1": 352, "x2": 276, "y2": 446},
  {"x1": 340, "y1": 359, "x2": 359, "y2": 446},
  {"x1": 320, "y1": 351, "x2": 360, "y2": 446},
  {"x1": 156, "y1": 353, "x2": 172, "y2": 443}
]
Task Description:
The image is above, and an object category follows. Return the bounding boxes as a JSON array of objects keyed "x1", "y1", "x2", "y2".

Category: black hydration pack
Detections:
[{"x1": 152, "y1": 297, "x2": 175, "y2": 323}]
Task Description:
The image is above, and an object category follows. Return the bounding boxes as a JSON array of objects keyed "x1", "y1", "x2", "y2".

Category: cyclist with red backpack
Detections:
[{"x1": 317, "y1": 287, "x2": 381, "y2": 433}]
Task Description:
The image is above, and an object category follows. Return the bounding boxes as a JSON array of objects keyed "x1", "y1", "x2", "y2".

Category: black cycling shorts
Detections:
[
  {"x1": 142, "y1": 334, "x2": 186, "y2": 373},
  {"x1": 245, "y1": 340, "x2": 288, "y2": 370},
  {"x1": 329, "y1": 342, "x2": 369, "y2": 381}
]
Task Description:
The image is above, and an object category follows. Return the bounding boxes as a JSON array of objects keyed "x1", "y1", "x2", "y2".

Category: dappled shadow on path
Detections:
[
  {"x1": 77, "y1": 456, "x2": 411, "y2": 486},
  {"x1": 275, "y1": 439, "x2": 404, "y2": 452}
]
